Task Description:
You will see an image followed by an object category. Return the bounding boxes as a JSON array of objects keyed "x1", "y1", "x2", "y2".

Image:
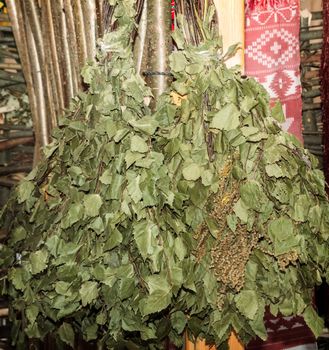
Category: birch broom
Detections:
[{"x1": 1, "y1": 1, "x2": 329, "y2": 349}]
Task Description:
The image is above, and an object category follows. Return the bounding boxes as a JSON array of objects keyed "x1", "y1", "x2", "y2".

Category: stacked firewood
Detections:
[
  {"x1": 5, "y1": 1, "x2": 112, "y2": 163},
  {"x1": 0, "y1": 10, "x2": 33, "y2": 206},
  {"x1": 300, "y1": 11, "x2": 324, "y2": 166}
]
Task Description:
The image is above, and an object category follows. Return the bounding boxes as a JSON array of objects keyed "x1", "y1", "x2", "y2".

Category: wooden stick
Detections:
[
  {"x1": 134, "y1": 0, "x2": 148, "y2": 74},
  {"x1": 95, "y1": 0, "x2": 105, "y2": 37},
  {"x1": 25, "y1": 0, "x2": 44, "y2": 61},
  {"x1": 63, "y1": 0, "x2": 81, "y2": 94},
  {"x1": 72, "y1": 1, "x2": 88, "y2": 69},
  {"x1": 57, "y1": 0, "x2": 74, "y2": 104},
  {"x1": 82, "y1": 0, "x2": 97, "y2": 61},
  {"x1": 23, "y1": 2, "x2": 49, "y2": 147},
  {"x1": 50, "y1": 0, "x2": 69, "y2": 107},
  {"x1": 45, "y1": 0, "x2": 65, "y2": 114},
  {"x1": 6, "y1": 0, "x2": 41, "y2": 164},
  {"x1": 40, "y1": 2, "x2": 58, "y2": 131}
]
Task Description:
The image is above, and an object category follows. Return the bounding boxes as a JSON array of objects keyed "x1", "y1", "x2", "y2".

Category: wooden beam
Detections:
[{"x1": 213, "y1": 0, "x2": 245, "y2": 72}]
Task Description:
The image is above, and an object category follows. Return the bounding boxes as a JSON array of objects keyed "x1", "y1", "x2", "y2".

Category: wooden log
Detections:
[
  {"x1": 301, "y1": 53, "x2": 321, "y2": 63},
  {"x1": 0, "y1": 131, "x2": 33, "y2": 139},
  {"x1": 304, "y1": 148, "x2": 323, "y2": 156},
  {"x1": 303, "y1": 110, "x2": 319, "y2": 131},
  {"x1": 0, "y1": 124, "x2": 32, "y2": 131},
  {"x1": 304, "y1": 70, "x2": 319, "y2": 79},
  {"x1": 0, "y1": 48, "x2": 20, "y2": 59},
  {"x1": 303, "y1": 135, "x2": 323, "y2": 146},
  {"x1": 0, "y1": 308, "x2": 8, "y2": 317},
  {"x1": 300, "y1": 29, "x2": 323, "y2": 40},
  {"x1": 0, "y1": 165, "x2": 32, "y2": 175},
  {"x1": 0, "y1": 26, "x2": 12, "y2": 32},
  {"x1": 302, "y1": 89, "x2": 321, "y2": 98},
  {"x1": 0, "y1": 37, "x2": 15, "y2": 43},
  {"x1": 305, "y1": 43, "x2": 323, "y2": 51},
  {"x1": 0, "y1": 136, "x2": 34, "y2": 151},
  {"x1": 303, "y1": 102, "x2": 322, "y2": 111},
  {"x1": 0, "y1": 177, "x2": 16, "y2": 187},
  {"x1": 0, "y1": 13, "x2": 10, "y2": 21},
  {"x1": 0, "y1": 69, "x2": 24, "y2": 83},
  {"x1": 303, "y1": 131, "x2": 324, "y2": 135},
  {"x1": 302, "y1": 79, "x2": 320, "y2": 87},
  {"x1": 0, "y1": 63, "x2": 22, "y2": 70},
  {"x1": 301, "y1": 42, "x2": 323, "y2": 52},
  {"x1": 312, "y1": 11, "x2": 323, "y2": 20}
]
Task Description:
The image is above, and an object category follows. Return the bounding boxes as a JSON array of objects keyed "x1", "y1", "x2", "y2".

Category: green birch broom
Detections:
[{"x1": 1, "y1": 1, "x2": 329, "y2": 349}]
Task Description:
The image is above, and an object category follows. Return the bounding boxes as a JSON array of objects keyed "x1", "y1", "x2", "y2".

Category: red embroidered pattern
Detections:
[{"x1": 245, "y1": 0, "x2": 303, "y2": 141}]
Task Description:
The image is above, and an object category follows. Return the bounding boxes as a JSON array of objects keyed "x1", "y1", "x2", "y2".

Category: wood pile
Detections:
[
  {"x1": 0, "y1": 10, "x2": 33, "y2": 207},
  {"x1": 300, "y1": 11, "x2": 324, "y2": 166},
  {"x1": 6, "y1": 0, "x2": 111, "y2": 163}
]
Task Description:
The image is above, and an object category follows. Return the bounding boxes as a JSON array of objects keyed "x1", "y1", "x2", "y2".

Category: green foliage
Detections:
[{"x1": 1, "y1": 1, "x2": 329, "y2": 349}]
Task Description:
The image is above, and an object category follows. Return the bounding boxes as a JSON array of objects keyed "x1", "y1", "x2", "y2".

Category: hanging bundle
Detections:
[{"x1": 1, "y1": 1, "x2": 329, "y2": 349}]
